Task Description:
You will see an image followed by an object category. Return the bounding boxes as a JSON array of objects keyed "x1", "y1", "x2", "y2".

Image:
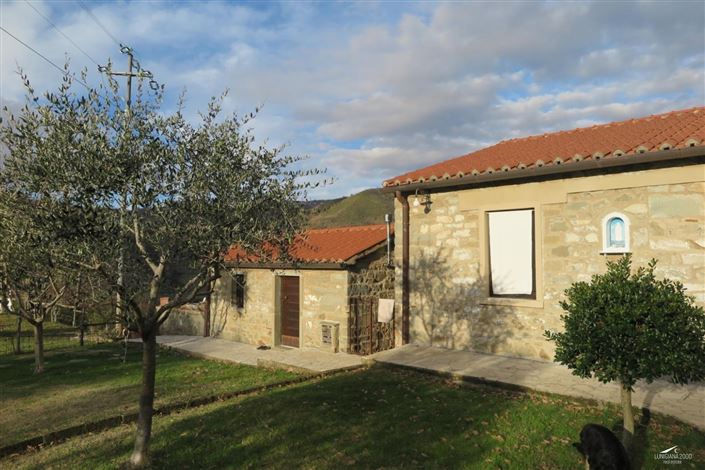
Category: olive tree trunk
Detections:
[
  {"x1": 33, "y1": 321, "x2": 44, "y2": 373},
  {"x1": 620, "y1": 383, "x2": 634, "y2": 452},
  {"x1": 130, "y1": 330, "x2": 157, "y2": 466},
  {"x1": 15, "y1": 316, "x2": 22, "y2": 354}
]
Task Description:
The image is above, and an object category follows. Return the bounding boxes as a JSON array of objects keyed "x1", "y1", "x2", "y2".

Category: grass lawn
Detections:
[
  {"x1": 0, "y1": 313, "x2": 84, "y2": 355},
  {"x1": 3, "y1": 366, "x2": 703, "y2": 469},
  {"x1": 0, "y1": 342, "x2": 301, "y2": 448}
]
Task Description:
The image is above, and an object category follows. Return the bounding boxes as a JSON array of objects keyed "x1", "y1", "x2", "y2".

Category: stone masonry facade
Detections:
[
  {"x1": 349, "y1": 248, "x2": 395, "y2": 300},
  {"x1": 161, "y1": 245, "x2": 396, "y2": 354},
  {"x1": 394, "y1": 164, "x2": 705, "y2": 361},
  {"x1": 207, "y1": 268, "x2": 350, "y2": 351}
]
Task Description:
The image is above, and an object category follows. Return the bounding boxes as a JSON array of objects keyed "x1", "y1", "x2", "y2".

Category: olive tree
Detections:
[
  {"x1": 0, "y1": 191, "x2": 73, "y2": 373},
  {"x1": 1, "y1": 67, "x2": 319, "y2": 465},
  {"x1": 545, "y1": 255, "x2": 705, "y2": 449}
]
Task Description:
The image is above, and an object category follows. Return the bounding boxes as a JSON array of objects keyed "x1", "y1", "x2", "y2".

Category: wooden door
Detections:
[{"x1": 280, "y1": 276, "x2": 300, "y2": 347}]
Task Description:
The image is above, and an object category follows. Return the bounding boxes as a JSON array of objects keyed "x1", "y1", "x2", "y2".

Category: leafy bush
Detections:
[{"x1": 545, "y1": 254, "x2": 705, "y2": 447}]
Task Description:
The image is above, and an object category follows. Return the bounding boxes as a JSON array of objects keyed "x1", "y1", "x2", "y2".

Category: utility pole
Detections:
[{"x1": 98, "y1": 46, "x2": 154, "y2": 331}]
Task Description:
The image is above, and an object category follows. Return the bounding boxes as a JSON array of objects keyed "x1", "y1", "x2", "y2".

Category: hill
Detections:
[{"x1": 307, "y1": 188, "x2": 394, "y2": 228}]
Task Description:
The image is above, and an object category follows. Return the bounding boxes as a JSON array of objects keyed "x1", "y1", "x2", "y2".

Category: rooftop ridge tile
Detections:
[{"x1": 384, "y1": 106, "x2": 705, "y2": 187}]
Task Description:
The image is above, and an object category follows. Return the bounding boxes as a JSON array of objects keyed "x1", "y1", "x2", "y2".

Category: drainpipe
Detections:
[
  {"x1": 203, "y1": 263, "x2": 218, "y2": 337},
  {"x1": 384, "y1": 213, "x2": 392, "y2": 266},
  {"x1": 394, "y1": 191, "x2": 410, "y2": 344}
]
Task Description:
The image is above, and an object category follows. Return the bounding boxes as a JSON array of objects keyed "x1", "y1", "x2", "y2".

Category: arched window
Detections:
[{"x1": 602, "y1": 212, "x2": 630, "y2": 253}]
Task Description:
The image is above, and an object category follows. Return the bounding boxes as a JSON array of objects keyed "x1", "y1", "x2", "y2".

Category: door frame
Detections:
[{"x1": 275, "y1": 273, "x2": 302, "y2": 348}]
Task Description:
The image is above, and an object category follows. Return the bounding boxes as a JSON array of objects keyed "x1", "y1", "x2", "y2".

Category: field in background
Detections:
[
  {"x1": 307, "y1": 188, "x2": 393, "y2": 228},
  {"x1": 0, "y1": 313, "x2": 103, "y2": 356}
]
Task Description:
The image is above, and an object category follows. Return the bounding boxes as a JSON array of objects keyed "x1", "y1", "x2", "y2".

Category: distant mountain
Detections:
[{"x1": 307, "y1": 188, "x2": 394, "y2": 228}]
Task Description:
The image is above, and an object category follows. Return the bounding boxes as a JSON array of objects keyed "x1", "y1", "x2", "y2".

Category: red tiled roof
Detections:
[
  {"x1": 384, "y1": 107, "x2": 705, "y2": 187},
  {"x1": 224, "y1": 224, "x2": 392, "y2": 265}
]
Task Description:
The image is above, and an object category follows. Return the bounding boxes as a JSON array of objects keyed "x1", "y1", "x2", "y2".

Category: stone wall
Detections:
[
  {"x1": 349, "y1": 247, "x2": 395, "y2": 300},
  {"x1": 542, "y1": 182, "x2": 705, "y2": 327},
  {"x1": 301, "y1": 270, "x2": 349, "y2": 351},
  {"x1": 395, "y1": 164, "x2": 705, "y2": 361},
  {"x1": 210, "y1": 267, "x2": 350, "y2": 351},
  {"x1": 211, "y1": 269, "x2": 276, "y2": 346},
  {"x1": 159, "y1": 304, "x2": 204, "y2": 336},
  {"x1": 348, "y1": 247, "x2": 396, "y2": 354}
]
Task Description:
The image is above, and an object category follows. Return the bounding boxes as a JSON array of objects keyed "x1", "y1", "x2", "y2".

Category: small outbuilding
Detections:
[{"x1": 162, "y1": 224, "x2": 395, "y2": 354}]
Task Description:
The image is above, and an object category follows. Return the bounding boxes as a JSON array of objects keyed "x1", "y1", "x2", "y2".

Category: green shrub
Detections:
[{"x1": 545, "y1": 254, "x2": 705, "y2": 448}]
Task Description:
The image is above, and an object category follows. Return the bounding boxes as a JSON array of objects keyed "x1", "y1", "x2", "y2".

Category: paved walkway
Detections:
[
  {"x1": 156, "y1": 335, "x2": 363, "y2": 373},
  {"x1": 371, "y1": 345, "x2": 705, "y2": 430}
]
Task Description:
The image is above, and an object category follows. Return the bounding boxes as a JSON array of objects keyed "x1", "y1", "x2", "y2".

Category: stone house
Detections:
[
  {"x1": 162, "y1": 224, "x2": 395, "y2": 354},
  {"x1": 382, "y1": 107, "x2": 705, "y2": 361}
]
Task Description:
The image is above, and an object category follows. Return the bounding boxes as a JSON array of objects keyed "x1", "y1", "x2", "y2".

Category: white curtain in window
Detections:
[{"x1": 488, "y1": 209, "x2": 534, "y2": 295}]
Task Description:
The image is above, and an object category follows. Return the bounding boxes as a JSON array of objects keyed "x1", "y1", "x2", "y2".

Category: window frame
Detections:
[
  {"x1": 478, "y1": 202, "x2": 543, "y2": 309},
  {"x1": 486, "y1": 208, "x2": 537, "y2": 300},
  {"x1": 601, "y1": 212, "x2": 631, "y2": 254},
  {"x1": 231, "y1": 272, "x2": 246, "y2": 309}
]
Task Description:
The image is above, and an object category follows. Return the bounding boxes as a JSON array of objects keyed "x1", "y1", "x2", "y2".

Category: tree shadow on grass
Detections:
[
  {"x1": 609, "y1": 408, "x2": 651, "y2": 470},
  {"x1": 615, "y1": 379, "x2": 704, "y2": 469},
  {"x1": 18, "y1": 367, "x2": 533, "y2": 469},
  {"x1": 0, "y1": 383, "x2": 140, "y2": 449},
  {"x1": 12, "y1": 366, "x2": 705, "y2": 470},
  {"x1": 1, "y1": 342, "x2": 279, "y2": 449},
  {"x1": 0, "y1": 343, "x2": 142, "y2": 400},
  {"x1": 0, "y1": 341, "x2": 238, "y2": 403},
  {"x1": 149, "y1": 367, "x2": 516, "y2": 469}
]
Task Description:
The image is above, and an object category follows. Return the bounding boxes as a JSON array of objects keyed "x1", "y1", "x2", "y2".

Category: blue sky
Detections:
[{"x1": 1, "y1": 1, "x2": 704, "y2": 199}]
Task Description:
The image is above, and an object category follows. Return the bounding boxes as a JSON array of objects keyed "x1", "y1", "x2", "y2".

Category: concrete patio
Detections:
[
  {"x1": 371, "y1": 344, "x2": 705, "y2": 430},
  {"x1": 155, "y1": 336, "x2": 704, "y2": 429},
  {"x1": 156, "y1": 335, "x2": 364, "y2": 373}
]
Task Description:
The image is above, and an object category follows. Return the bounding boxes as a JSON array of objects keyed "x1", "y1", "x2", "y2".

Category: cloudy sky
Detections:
[{"x1": 1, "y1": 1, "x2": 704, "y2": 198}]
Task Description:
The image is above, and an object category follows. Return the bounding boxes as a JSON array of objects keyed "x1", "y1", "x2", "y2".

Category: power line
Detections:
[
  {"x1": 76, "y1": 0, "x2": 121, "y2": 48},
  {"x1": 0, "y1": 25, "x2": 102, "y2": 95},
  {"x1": 23, "y1": 0, "x2": 100, "y2": 67},
  {"x1": 73, "y1": 1, "x2": 161, "y2": 93}
]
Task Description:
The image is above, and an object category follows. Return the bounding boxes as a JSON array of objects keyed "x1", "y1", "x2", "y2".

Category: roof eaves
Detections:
[
  {"x1": 224, "y1": 260, "x2": 348, "y2": 270},
  {"x1": 343, "y1": 239, "x2": 391, "y2": 265},
  {"x1": 381, "y1": 145, "x2": 705, "y2": 194}
]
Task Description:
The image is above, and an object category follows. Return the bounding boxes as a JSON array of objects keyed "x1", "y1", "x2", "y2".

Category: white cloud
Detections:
[{"x1": 1, "y1": 0, "x2": 703, "y2": 197}]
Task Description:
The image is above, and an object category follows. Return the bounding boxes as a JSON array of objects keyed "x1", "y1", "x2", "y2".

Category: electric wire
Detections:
[
  {"x1": 73, "y1": 1, "x2": 160, "y2": 91},
  {"x1": 23, "y1": 0, "x2": 101, "y2": 67},
  {"x1": 0, "y1": 25, "x2": 120, "y2": 103},
  {"x1": 76, "y1": 0, "x2": 121, "y2": 48},
  {"x1": 0, "y1": 25, "x2": 92, "y2": 89}
]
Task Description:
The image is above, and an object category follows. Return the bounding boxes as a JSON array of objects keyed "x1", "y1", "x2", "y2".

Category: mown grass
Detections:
[
  {"x1": 0, "y1": 313, "x2": 85, "y2": 355},
  {"x1": 3, "y1": 366, "x2": 703, "y2": 469},
  {"x1": 0, "y1": 342, "x2": 300, "y2": 448}
]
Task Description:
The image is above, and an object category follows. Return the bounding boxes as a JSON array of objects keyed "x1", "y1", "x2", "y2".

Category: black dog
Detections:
[{"x1": 573, "y1": 424, "x2": 631, "y2": 470}]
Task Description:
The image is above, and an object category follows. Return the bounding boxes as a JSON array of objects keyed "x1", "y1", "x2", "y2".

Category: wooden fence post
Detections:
[{"x1": 15, "y1": 316, "x2": 22, "y2": 354}]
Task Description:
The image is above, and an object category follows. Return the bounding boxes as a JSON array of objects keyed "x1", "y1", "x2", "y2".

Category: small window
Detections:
[
  {"x1": 487, "y1": 208, "x2": 536, "y2": 298},
  {"x1": 602, "y1": 212, "x2": 630, "y2": 253},
  {"x1": 232, "y1": 273, "x2": 246, "y2": 308}
]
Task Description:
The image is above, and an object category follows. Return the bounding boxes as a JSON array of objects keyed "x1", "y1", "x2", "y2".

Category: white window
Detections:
[
  {"x1": 602, "y1": 212, "x2": 630, "y2": 253},
  {"x1": 487, "y1": 209, "x2": 535, "y2": 298}
]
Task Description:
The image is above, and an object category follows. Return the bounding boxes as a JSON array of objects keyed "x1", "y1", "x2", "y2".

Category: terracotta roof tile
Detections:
[
  {"x1": 384, "y1": 107, "x2": 705, "y2": 187},
  {"x1": 224, "y1": 224, "x2": 392, "y2": 265}
]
